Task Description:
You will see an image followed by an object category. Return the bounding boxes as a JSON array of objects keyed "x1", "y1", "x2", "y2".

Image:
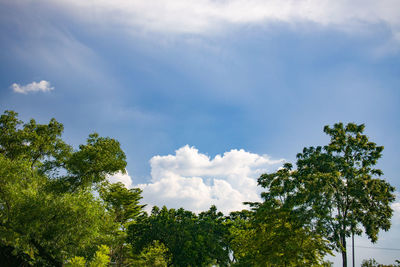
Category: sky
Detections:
[{"x1": 1, "y1": 0, "x2": 400, "y2": 265}]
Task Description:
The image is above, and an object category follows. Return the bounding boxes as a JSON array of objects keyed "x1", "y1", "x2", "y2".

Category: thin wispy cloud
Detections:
[
  {"x1": 45, "y1": 0, "x2": 400, "y2": 39},
  {"x1": 11, "y1": 80, "x2": 54, "y2": 94}
]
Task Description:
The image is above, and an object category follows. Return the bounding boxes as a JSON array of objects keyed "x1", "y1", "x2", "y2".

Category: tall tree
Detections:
[
  {"x1": 0, "y1": 110, "x2": 128, "y2": 266},
  {"x1": 228, "y1": 210, "x2": 259, "y2": 266},
  {"x1": 242, "y1": 166, "x2": 332, "y2": 266},
  {"x1": 258, "y1": 123, "x2": 396, "y2": 267},
  {"x1": 198, "y1": 205, "x2": 231, "y2": 266},
  {"x1": 131, "y1": 241, "x2": 171, "y2": 267},
  {"x1": 99, "y1": 182, "x2": 145, "y2": 266},
  {"x1": 128, "y1": 205, "x2": 231, "y2": 267}
]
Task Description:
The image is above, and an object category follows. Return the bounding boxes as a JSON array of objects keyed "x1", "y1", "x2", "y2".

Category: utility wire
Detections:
[{"x1": 347, "y1": 245, "x2": 400, "y2": 251}]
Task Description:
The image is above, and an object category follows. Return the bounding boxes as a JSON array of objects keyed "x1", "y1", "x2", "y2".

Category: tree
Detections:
[
  {"x1": 0, "y1": 110, "x2": 129, "y2": 265},
  {"x1": 361, "y1": 258, "x2": 400, "y2": 267},
  {"x1": 229, "y1": 208, "x2": 333, "y2": 267},
  {"x1": 234, "y1": 179, "x2": 332, "y2": 267},
  {"x1": 228, "y1": 210, "x2": 259, "y2": 266},
  {"x1": 257, "y1": 123, "x2": 396, "y2": 267},
  {"x1": 131, "y1": 241, "x2": 170, "y2": 267},
  {"x1": 88, "y1": 245, "x2": 111, "y2": 267},
  {"x1": 65, "y1": 245, "x2": 111, "y2": 267},
  {"x1": 99, "y1": 182, "x2": 145, "y2": 266},
  {"x1": 128, "y1": 205, "x2": 231, "y2": 267},
  {"x1": 129, "y1": 206, "x2": 200, "y2": 267},
  {"x1": 1, "y1": 145, "x2": 111, "y2": 266}
]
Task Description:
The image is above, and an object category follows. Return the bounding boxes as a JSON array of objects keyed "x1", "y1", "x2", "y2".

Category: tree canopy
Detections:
[
  {"x1": 128, "y1": 205, "x2": 231, "y2": 267},
  {"x1": 255, "y1": 122, "x2": 396, "y2": 267},
  {"x1": 1, "y1": 111, "x2": 396, "y2": 266},
  {"x1": 0, "y1": 110, "x2": 135, "y2": 266}
]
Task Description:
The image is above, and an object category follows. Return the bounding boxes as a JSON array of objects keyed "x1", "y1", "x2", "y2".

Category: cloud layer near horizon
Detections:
[
  {"x1": 134, "y1": 145, "x2": 283, "y2": 213},
  {"x1": 31, "y1": 0, "x2": 400, "y2": 40},
  {"x1": 108, "y1": 147, "x2": 400, "y2": 219}
]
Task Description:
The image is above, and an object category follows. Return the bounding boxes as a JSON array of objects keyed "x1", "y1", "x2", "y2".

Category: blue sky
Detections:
[{"x1": 1, "y1": 0, "x2": 400, "y2": 265}]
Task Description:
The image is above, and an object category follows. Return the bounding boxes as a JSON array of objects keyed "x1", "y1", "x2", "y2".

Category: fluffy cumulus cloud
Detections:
[
  {"x1": 41, "y1": 0, "x2": 400, "y2": 39},
  {"x1": 107, "y1": 170, "x2": 133, "y2": 188},
  {"x1": 11, "y1": 80, "x2": 54, "y2": 94},
  {"x1": 137, "y1": 145, "x2": 283, "y2": 214},
  {"x1": 391, "y1": 193, "x2": 400, "y2": 225}
]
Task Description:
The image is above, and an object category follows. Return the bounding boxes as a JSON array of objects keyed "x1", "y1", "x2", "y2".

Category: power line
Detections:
[{"x1": 348, "y1": 245, "x2": 400, "y2": 251}]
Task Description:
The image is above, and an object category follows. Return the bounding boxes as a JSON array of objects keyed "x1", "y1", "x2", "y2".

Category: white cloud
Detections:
[
  {"x1": 44, "y1": 0, "x2": 400, "y2": 38},
  {"x1": 391, "y1": 193, "x2": 400, "y2": 225},
  {"x1": 11, "y1": 80, "x2": 54, "y2": 94},
  {"x1": 137, "y1": 145, "x2": 283, "y2": 214},
  {"x1": 107, "y1": 170, "x2": 133, "y2": 188}
]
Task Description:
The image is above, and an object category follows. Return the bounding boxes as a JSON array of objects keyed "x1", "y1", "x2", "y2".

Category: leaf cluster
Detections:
[
  {"x1": 254, "y1": 122, "x2": 396, "y2": 267},
  {"x1": 128, "y1": 205, "x2": 231, "y2": 267},
  {"x1": 0, "y1": 110, "x2": 136, "y2": 266}
]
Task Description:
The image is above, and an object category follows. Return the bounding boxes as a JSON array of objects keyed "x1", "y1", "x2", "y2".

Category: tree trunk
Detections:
[{"x1": 341, "y1": 235, "x2": 347, "y2": 267}]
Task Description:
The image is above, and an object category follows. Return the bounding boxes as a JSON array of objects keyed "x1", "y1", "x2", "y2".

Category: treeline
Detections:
[{"x1": 0, "y1": 110, "x2": 397, "y2": 267}]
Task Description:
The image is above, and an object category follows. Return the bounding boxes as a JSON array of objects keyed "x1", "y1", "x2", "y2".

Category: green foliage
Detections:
[
  {"x1": 255, "y1": 122, "x2": 396, "y2": 267},
  {"x1": 322, "y1": 260, "x2": 334, "y2": 267},
  {"x1": 89, "y1": 245, "x2": 110, "y2": 267},
  {"x1": 65, "y1": 256, "x2": 86, "y2": 267},
  {"x1": 128, "y1": 205, "x2": 231, "y2": 267},
  {"x1": 65, "y1": 133, "x2": 127, "y2": 190},
  {"x1": 196, "y1": 205, "x2": 231, "y2": 266},
  {"x1": 228, "y1": 210, "x2": 259, "y2": 266},
  {"x1": 362, "y1": 259, "x2": 381, "y2": 267},
  {"x1": 99, "y1": 181, "x2": 144, "y2": 228},
  {"x1": 0, "y1": 110, "x2": 130, "y2": 266},
  {"x1": 99, "y1": 182, "x2": 145, "y2": 265},
  {"x1": 0, "y1": 110, "x2": 70, "y2": 166},
  {"x1": 229, "y1": 207, "x2": 331, "y2": 266},
  {"x1": 2, "y1": 112, "x2": 396, "y2": 267},
  {"x1": 65, "y1": 245, "x2": 110, "y2": 267},
  {"x1": 361, "y1": 258, "x2": 400, "y2": 267},
  {"x1": 248, "y1": 162, "x2": 332, "y2": 266},
  {"x1": 131, "y1": 240, "x2": 170, "y2": 267}
]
